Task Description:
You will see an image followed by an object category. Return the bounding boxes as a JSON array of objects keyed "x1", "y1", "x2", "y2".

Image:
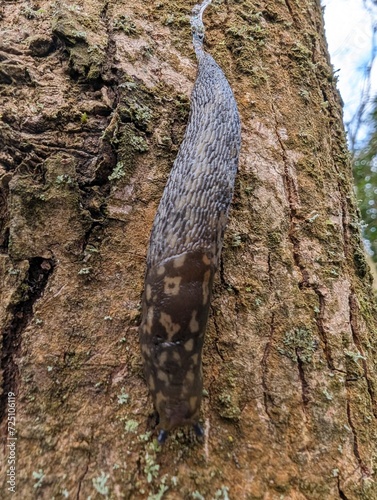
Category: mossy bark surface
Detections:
[{"x1": 1, "y1": 1, "x2": 376, "y2": 499}]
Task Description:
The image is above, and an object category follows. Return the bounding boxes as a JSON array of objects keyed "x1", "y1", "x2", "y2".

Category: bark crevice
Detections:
[
  {"x1": 76, "y1": 448, "x2": 92, "y2": 500},
  {"x1": 0, "y1": 257, "x2": 54, "y2": 425},
  {"x1": 346, "y1": 399, "x2": 371, "y2": 477},
  {"x1": 261, "y1": 312, "x2": 275, "y2": 423},
  {"x1": 337, "y1": 478, "x2": 350, "y2": 500},
  {"x1": 314, "y1": 288, "x2": 335, "y2": 371},
  {"x1": 282, "y1": 0, "x2": 297, "y2": 24},
  {"x1": 270, "y1": 101, "x2": 304, "y2": 283},
  {"x1": 296, "y1": 349, "x2": 310, "y2": 412},
  {"x1": 211, "y1": 304, "x2": 225, "y2": 363},
  {"x1": 348, "y1": 292, "x2": 377, "y2": 419}
]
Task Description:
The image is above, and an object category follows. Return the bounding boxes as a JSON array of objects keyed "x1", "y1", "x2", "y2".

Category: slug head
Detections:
[{"x1": 157, "y1": 398, "x2": 204, "y2": 444}]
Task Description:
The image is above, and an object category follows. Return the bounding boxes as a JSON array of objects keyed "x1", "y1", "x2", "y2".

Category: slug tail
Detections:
[{"x1": 191, "y1": 0, "x2": 212, "y2": 56}]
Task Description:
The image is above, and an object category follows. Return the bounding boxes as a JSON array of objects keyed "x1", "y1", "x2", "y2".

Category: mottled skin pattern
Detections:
[{"x1": 139, "y1": 0, "x2": 241, "y2": 441}]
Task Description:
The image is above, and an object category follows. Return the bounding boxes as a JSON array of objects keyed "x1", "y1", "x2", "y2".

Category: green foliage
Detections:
[
  {"x1": 130, "y1": 135, "x2": 149, "y2": 152},
  {"x1": 21, "y1": 7, "x2": 45, "y2": 19},
  {"x1": 215, "y1": 486, "x2": 230, "y2": 500},
  {"x1": 217, "y1": 391, "x2": 241, "y2": 420},
  {"x1": 92, "y1": 472, "x2": 109, "y2": 496},
  {"x1": 55, "y1": 174, "x2": 74, "y2": 186},
  {"x1": 113, "y1": 15, "x2": 140, "y2": 36},
  {"x1": 225, "y1": 12, "x2": 266, "y2": 76},
  {"x1": 277, "y1": 327, "x2": 316, "y2": 363},
  {"x1": 117, "y1": 388, "x2": 129, "y2": 405},
  {"x1": 78, "y1": 267, "x2": 92, "y2": 275},
  {"x1": 354, "y1": 103, "x2": 377, "y2": 262},
  {"x1": 80, "y1": 112, "x2": 88, "y2": 124},
  {"x1": 144, "y1": 452, "x2": 160, "y2": 483},
  {"x1": 125, "y1": 419, "x2": 139, "y2": 433},
  {"x1": 108, "y1": 162, "x2": 126, "y2": 181},
  {"x1": 192, "y1": 492, "x2": 205, "y2": 500},
  {"x1": 32, "y1": 470, "x2": 45, "y2": 489},
  {"x1": 148, "y1": 483, "x2": 169, "y2": 500}
]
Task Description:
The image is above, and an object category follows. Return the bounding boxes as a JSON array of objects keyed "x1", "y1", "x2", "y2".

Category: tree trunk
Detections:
[{"x1": 1, "y1": 0, "x2": 376, "y2": 498}]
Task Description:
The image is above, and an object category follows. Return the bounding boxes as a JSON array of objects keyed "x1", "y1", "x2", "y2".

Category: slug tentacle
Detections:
[{"x1": 139, "y1": 0, "x2": 241, "y2": 441}]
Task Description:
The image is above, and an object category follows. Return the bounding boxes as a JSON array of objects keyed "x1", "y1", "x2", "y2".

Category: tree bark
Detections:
[{"x1": 1, "y1": 0, "x2": 376, "y2": 498}]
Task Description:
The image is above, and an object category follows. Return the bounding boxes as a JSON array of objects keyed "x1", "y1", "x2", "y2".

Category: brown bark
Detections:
[{"x1": 1, "y1": 0, "x2": 376, "y2": 498}]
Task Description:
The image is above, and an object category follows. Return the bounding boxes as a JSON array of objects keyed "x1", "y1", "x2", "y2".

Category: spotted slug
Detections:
[{"x1": 139, "y1": 0, "x2": 241, "y2": 443}]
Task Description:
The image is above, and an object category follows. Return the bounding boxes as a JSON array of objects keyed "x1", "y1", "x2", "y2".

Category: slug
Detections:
[{"x1": 139, "y1": 0, "x2": 241, "y2": 443}]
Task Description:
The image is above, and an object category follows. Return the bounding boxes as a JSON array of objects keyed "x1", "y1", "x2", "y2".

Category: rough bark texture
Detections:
[{"x1": 0, "y1": 0, "x2": 376, "y2": 499}]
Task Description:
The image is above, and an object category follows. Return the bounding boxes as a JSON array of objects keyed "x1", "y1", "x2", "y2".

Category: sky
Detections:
[{"x1": 322, "y1": 0, "x2": 377, "y2": 147}]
